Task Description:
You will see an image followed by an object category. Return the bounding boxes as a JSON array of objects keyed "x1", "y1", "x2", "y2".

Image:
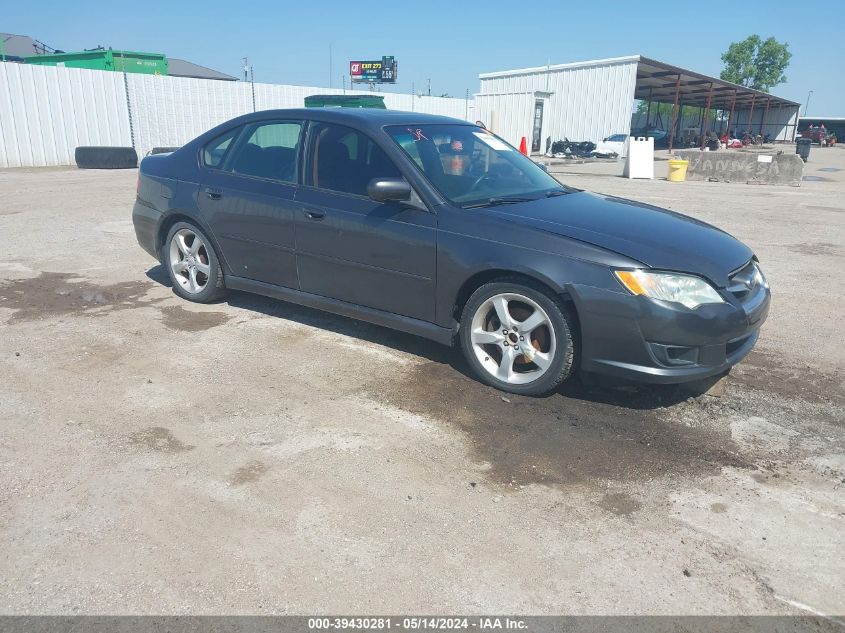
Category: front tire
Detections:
[
  {"x1": 459, "y1": 279, "x2": 576, "y2": 396},
  {"x1": 164, "y1": 222, "x2": 226, "y2": 303}
]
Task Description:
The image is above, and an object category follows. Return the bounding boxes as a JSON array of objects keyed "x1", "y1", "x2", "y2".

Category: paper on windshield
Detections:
[{"x1": 473, "y1": 132, "x2": 512, "y2": 151}]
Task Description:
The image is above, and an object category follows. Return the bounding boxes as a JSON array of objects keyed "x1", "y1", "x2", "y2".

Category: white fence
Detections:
[
  {"x1": 0, "y1": 63, "x2": 131, "y2": 167},
  {"x1": 0, "y1": 61, "x2": 475, "y2": 167}
]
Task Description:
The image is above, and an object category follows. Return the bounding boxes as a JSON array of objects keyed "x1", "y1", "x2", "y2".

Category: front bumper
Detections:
[{"x1": 569, "y1": 280, "x2": 770, "y2": 384}]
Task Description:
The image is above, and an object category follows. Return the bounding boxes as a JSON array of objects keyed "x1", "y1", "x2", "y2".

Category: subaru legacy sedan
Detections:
[{"x1": 133, "y1": 109, "x2": 770, "y2": 396}]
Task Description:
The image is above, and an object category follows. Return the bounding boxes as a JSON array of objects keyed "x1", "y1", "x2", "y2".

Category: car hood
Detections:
[{"x1": 488, "y1": 191, "x2": 752, "y2": 286}]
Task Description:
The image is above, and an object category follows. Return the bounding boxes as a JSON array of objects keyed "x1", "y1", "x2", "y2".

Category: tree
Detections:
[
  {"x1": 635, "y1": 101, "x2": 700, "y2": 119},
  {"x1": 720, "y1": 35, "x2": 791, "y2": 92}
]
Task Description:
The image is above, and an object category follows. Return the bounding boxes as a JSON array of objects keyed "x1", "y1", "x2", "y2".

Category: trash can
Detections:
[
  {"x1": 796, "y1": 138, "x2": 811, "y2": 163},
  {"x1": 667, "y1": 158, "x2": 689, "y2": 182}
]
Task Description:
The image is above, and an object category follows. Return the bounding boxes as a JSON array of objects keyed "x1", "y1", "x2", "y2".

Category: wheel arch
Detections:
[
  {"x1": 452, "y1": 268, "x2": 578, "y2": 323},
  {"x1": 156, "y1": 210, "x2": 229, "y2": 273}
]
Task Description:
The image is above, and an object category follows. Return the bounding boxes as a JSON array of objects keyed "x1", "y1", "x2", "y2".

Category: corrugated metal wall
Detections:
[
  {"x1": 0, "y1": 63, "x2": 131, "y2": 167},
  {"x1": 475, "y1": 93, "x2": 534, "y2": 148},
  {"x1": 732, "y1": 105, "x2": 800, "y2": 141},
  {"x1": 0, "y1": 61, "x2": 475, "y2": 167},
  {"x1": 126, "y1": 73, "x2": 257, "y2": 158},
  {"x1": 477, "y1": 58, "x2": 639, "y2": 149}
]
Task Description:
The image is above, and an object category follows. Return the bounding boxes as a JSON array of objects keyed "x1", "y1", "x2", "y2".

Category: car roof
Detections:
[
  {"x1": 180, "y1": 107, "x2": 479, "y2": 156},
  {"x1": 237, "y1": 108, "x2": 470, "y2": 130}
]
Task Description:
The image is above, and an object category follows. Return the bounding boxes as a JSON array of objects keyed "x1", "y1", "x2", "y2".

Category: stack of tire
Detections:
[{"x1": 74, "y1": 146, "x2": 138, "y2": 169}]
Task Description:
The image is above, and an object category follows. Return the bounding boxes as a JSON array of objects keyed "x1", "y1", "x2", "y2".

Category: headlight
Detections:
[
  {"x1": 614, "y1": 269, "x2": 725, "y2": 309},
  {"x1": 752, "y1": 262, "x2": 769, "y2": 289}
]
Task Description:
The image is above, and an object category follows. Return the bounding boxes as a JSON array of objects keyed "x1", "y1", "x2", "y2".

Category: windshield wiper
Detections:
[
  {"x1": 462, "y1": 196, "x2": 538, "y2": 209},
  {"x1": 546, "y1": 188, "x2": 574, "y2": 197}
]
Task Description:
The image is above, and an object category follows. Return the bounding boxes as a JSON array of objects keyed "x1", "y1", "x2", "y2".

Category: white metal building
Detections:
[{"x1": 477, "y1": 55, "x2": 801, "y2": 153}]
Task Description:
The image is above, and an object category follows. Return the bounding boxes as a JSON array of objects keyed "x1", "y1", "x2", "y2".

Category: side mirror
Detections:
[{"x1": 367, "y1": 178, "x2": 412, "y2": 203}]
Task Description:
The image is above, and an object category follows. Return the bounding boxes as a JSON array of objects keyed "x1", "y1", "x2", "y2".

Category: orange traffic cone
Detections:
[{"x1": 519, "y1": 137, "x2": 528, "y2": 155}]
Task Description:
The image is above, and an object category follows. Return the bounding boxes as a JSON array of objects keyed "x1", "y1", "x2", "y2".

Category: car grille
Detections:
[{"x1": 727, "y1": 260, "x2": 760, "y2": 302}]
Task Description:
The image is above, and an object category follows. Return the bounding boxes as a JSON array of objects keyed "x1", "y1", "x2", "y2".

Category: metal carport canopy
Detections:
[{"x1": 634, "y1": 56, "x2": 800, "y2": 109}]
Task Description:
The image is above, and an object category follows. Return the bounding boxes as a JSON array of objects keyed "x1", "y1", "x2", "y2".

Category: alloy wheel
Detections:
[
  {"x1": 469, "y1": 292, "x2": 557, "y2": 385},
  {"x1": 168, "y1": 228, "x2": 211, "y2": 294}
]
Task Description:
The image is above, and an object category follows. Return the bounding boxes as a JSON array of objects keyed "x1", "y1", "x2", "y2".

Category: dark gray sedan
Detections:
[{"x1": 133, "y1": 109, "x2": 770, "y2": 396}]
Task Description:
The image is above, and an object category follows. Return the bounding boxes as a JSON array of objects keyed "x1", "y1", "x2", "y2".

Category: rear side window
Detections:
[
  {"x1": 203, "y1": 127, "x2": 239, "y2": 168},
  {"x1": 229, "y1": 121, "x2": 303, "y2": 183},
  {"x1": 310, "y1": 122, "x2": 402, "y2": 196}
]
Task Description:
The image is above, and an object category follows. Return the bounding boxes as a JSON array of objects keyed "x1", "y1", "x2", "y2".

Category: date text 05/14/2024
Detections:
[{"x1": 307, "y1": 617, "x2": 528, "y2": 630}]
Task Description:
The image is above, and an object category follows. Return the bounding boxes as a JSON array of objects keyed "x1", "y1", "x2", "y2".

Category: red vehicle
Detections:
[{"x1": 801, "y1": 125, "x2": 828, "y2": 144}]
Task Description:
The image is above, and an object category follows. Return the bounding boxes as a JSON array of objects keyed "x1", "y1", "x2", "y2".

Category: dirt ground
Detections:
[{"x1": 0, "y1": 145, "x2": 843, "y2": 617}]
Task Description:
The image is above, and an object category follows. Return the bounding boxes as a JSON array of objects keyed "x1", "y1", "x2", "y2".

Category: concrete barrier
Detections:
[{"x1": 673, "y1": 149, "x2": 803, "y2": 186}]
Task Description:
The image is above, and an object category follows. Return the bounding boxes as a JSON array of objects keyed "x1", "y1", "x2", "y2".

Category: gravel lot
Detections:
[{"x1": 1, "y1": 146, "x2": 843, "y2": 616}]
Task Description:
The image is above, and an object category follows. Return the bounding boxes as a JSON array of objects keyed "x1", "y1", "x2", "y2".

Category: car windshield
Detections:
[
  {"x1": 386, "y1": 124, "x2": 565, "y2": 208},
  {"x1": 606, "y1": 134, "x2": 627, "y2": 142}
]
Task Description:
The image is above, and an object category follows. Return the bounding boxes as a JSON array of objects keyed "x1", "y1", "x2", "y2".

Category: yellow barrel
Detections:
[{"x1": 667, "y1": 158, "x2": 689, "y2": 182}]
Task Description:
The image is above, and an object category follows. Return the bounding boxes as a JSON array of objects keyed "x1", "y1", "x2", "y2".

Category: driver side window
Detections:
[{"x1": 310, "y1": 123, "x2": 402, "y2": 197}]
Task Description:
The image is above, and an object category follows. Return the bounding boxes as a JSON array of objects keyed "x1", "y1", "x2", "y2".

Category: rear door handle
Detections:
[
  {"x1": 304, "y1": 210, "x2": 325, "y2": 221},
  {"x1": 204, "y1": 187, "x2": 222, "y2": 200}
]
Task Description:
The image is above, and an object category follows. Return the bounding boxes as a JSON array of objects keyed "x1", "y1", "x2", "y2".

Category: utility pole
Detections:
[
  {"x1": 242, "y1": 57, "x2": 255, "y2": 111},
  {"x1": 805, "y1": 90, "x2": 814, "y2": 117},
  {"x1": 250, "y1": 64, "x2": 255, "y2": 112},
  {"x1": 329, "y1": 43, "x2": 333, "y2": 88},
  {"x1": 427, "y1": 78, "x2": 431, "y2": 97}
]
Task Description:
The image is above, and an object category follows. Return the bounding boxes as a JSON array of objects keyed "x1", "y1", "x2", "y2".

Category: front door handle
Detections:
[
  {"x1": 304, "y1": 210, "x2": 325, "y2": 221},
  {"x1": 204, "y1": 187, "x2": 222, "y2": 200}
]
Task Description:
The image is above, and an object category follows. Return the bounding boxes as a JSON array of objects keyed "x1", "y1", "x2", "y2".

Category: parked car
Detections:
[
  {"x1": 631, "y1": 127, "x2": 670, "y2": 147},
  {"x1": 133, "y1": 110, "x2": 770, "y2": 396},
  {"x1": 596, "y1": 134, "x2": 628, "y2": 158}
]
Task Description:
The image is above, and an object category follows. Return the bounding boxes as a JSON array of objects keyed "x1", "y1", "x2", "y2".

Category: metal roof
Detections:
[
  {"x1": 3, "y1": 33, "x2": 236, "y2": 81},
  {"x1": 0, "y1": 33, "x2": 47, "y2": 60},
  {"x1": 479, "y1": 55, "x2": 640, "y2": 79},
  {"x1": 480, "y1": 54, "x2": 799, "y2": 110},
  {"x1": 167, "y1": 58, "x2": 237, "y2": 81},
  {"x1": 635, "y1": 56, "x2": 800, "y2": 109}
]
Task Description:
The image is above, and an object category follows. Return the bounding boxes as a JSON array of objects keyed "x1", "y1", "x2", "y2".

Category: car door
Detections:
[
  {"x1": 295, "y1": 121, "x2": 437, "y2": 322},
  {"x1": 197, "y1": 120, "x2": 304, "y2": 289}
]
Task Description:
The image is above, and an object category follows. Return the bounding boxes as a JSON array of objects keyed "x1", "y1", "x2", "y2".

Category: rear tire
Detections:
[
  {"x1": 459, "y1": 279, "x2": 576, "y2": 396},
  {"x1": 164, "y1": 222, "x2": 227, "y2": 303}
]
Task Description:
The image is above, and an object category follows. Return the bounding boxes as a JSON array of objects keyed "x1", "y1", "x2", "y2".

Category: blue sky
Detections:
[{"x1": 4, "y1": 0, "x2": 843, "y2": 114}]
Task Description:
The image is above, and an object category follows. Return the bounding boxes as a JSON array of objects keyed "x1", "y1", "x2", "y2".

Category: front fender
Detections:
[{"x1": 434, "y1": 207, "x2": 640, "y2": 327}]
